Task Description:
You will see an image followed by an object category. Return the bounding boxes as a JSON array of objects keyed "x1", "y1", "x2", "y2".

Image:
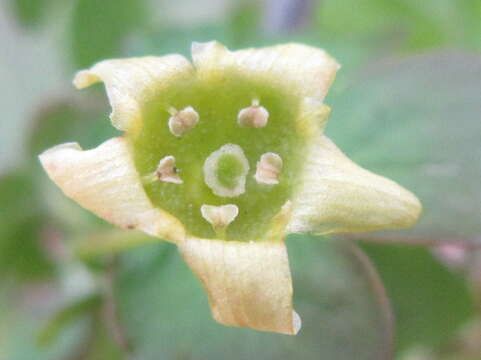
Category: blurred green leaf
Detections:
[
  {"x1": 37, "y1": 294, "x2": 101, "y2": 347},
  {"x1": 325, "y1": 51, "x2": 481, "y2": 243},
  {"x1": 0, "y1": 284, "x2": 90, "y2": 360},
  {"x1": 115, "y1": 236, "x2": 392, "y2": 360},
  {"x1": 0, "y1": 171, "x2": 54, "y2": 280},
  {"x1": 226, "y1": 2, "x2": 261, "y2": 48},
  {"x1": 70, "y1": 0, "x2": 147, "y2": 68},
  {"x1": 0, "y1": 284, "x2": 122, "y2": 360},
  {"x1": 0, "y1": 216, "x2": 54, "y2": 281},
  {"x1": 28, "y1": 99, "x2": 117, "y2": 158},
  {"x1": 79, "y1": 312, "x2": 125, "y2": 360},
  {"x1": 362, "y1": 243, "x2": 474, "y2": 352},
  {"x1": 8, "y1": 0, "x2": 51, "y2": 28},
  {"x1": 316, "y1": 0, "x2": 481, "y2": 51},
  {"x1": 0, "y1": 170, "x2": 38, "y2": 219}
]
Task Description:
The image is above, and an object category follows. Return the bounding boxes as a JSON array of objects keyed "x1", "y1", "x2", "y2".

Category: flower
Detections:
[{"x1": 39, "y1": 41, "x2": 421, "y2": 335}]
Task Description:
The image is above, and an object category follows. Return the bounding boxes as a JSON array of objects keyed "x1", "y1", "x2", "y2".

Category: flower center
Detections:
[
  {"x1": 130, "y1": 73, "x2": 305, "y2": 241},
  {"x1": 203, "y1": 144, "x2": 249, "y2": 198},
  {"x1": 215, "y1": 154, "x2": 243, "y2": 189},
  {"x1": 216, "y1": 153, "x2": 245, "y2": 188}
]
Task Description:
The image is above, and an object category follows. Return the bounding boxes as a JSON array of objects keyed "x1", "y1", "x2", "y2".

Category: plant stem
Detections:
[{"x1": 103, "y1": 255, "x2": 133, "y2": 356}]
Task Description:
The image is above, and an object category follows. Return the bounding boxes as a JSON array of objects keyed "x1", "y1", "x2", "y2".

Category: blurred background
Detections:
[{"x1": 1, "y1": 0, "x2": 480, "y2": 359}]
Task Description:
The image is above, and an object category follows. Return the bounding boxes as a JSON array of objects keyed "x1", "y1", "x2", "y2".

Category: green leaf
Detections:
[
  {"x1": 79, "y1": 313, "x2": 125, "y2": 360},
  {"x1": 28, "y1": 99, "x2": 117, "y2": 158},
  {"x1": 7, "y1": 0, "x2": 70, "y2": 29},
  {"x1": 0, "y1": 171, "x2": 54, "y2": 281},
  {"x1": 37, "y1": 294, "x2": 102, "y2": 347},
  {"x1": 362, "y1": 243, "x2": 474, "y2": 352},
  {"x1": 115, "y1": 236, "x2": 393, "y2": 360},
  {"x1": 226, "y1": 2, "x2": 261, "y2": 48},
  {"x1": 316, "y1": 0, "x2": 481, "y2": 51},
  {"x1": 70, "y1": 0, "x2": 147, "y2": 68},
  {"x1": 0, "y1": 284, "x2": 90, "y2": 360},
  {"x1": 8, "y1": 0, "x2": 49, "y2": 28},
  {"x1": 325, "y1": 51, "x2": 481, "y2": 243},
  {"x1": 0, "y1": 284, "x2": 123, "y2": 360}
]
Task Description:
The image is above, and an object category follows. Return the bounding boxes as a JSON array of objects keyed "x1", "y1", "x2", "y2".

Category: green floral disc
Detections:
[{"x1": 131, "y1": 73, "x2": 305, "y2": 241}]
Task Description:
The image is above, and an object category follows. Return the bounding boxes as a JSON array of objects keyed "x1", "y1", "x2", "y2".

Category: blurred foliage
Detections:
[
  {"x1": 316, "y1": 0, "x2": 481, "y2": 51},
  {"x1": 1, "y1": 0, "x2": 480, "y2": 358},
  {"x1": 8, "y1": 0, "x2": 56, "y2": 28},
  {"x1": 37, "y1": 294, "x2": 101, "y2": 347},
  {"x1": 70, "y1": 0, "x2": 147, "y2": 68},
  {"x1": 115, "y1": 236, "x2": 392, "y2": 360},
  {"x1": 0, "y1": 172, "x2": 54, "y2": 281},
  {"x1": 363, "y1": 243, "x2": 474, "y2": 351},
  {"x1": 326, "y1": 52, "x2": 481, "y2": 242},
  {"x1": 0, "y1": 284, "x2": 88, "y2": 360},
  {"x1": 227, "y1": 2, "x2": 261, "y2": 47},
  {"x1": 28, "y1": 100, "x2": 116, "y2": 157}
]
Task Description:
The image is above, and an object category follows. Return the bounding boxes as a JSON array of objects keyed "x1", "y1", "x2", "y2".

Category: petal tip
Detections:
[
  {"x1": 292, "y1": 310, "x2": 302, "y2": 335},
  {"x1": 288, "y1": 135, "x2": 424, "y2": 234},
  {"x1": 400, "y1": 190, "x2": 423, "y2": 228},
  {"x1": 191, "y1": 41, "x2": 212, "y2": 56},
  {"x1": 179, "y1": 238, "x2": 296, "y2": 335},
  {"x1": 284, "y1": 42, "x2": 341, "y2": 70},
  {"x1": 73, "y1": 70, "x2": 100, "y2": 89},
  {"x1": 191, "y1": 40, "x2": 224, "y2": 54},
  {"x1": 191, "y1": 40, "x2": 229, "y2": 69},
  {"x1": 39, "y1": 142, "x2": 83, "y2": 173}
]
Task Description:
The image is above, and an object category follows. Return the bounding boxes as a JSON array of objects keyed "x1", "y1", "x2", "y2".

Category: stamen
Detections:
[
  {"x1": 255, "y1": 152, "x2": 283, "y2": 185},
  {"x1": 168, "y1": 106, "x2": 199, "y2": 136},
  {"x1": 203, "y1": 144, "x2": 249, "y2": 197},
  {"x1": 143, "y1": 155, "x2": 182, "y2": 184},
  {"x1": 201, "y1": 204, "x2": 239, "y2": 236},
  {"x1": 237, "y1": 99, "x2": 269, "y2": 128}
]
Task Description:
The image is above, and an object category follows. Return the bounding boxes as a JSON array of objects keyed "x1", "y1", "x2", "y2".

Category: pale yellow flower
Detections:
[{"x1": 39, "y1": 41, "x2": 421, "y2": 335}]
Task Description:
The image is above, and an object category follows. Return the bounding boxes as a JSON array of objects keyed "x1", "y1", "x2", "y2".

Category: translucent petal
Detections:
[
  {"x1": 179, "y1": 237, "x2": 300, "y2": 335},
  {"x1": 39, "y1": 137, "x2": 185, "y2": 243},
  {"x1": 287, "y1": 135, "x2": 422, "y2": 234},
  {"x1": 73, "y1": 55, "x2": 194, "y2": 133},
  {"x1": 191, "y1": 41, "x2": 340, "y2": 102}
]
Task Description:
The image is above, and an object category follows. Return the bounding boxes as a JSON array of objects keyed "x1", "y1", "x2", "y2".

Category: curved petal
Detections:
[
  {"x1": 73, "y1": 55, "x2": 194, "y2": 133},
  {"x1": 179, "y1": 237, "x2": 300, "y2": 335},
  {"x1": 297, "y1": 97, "x2": 332, "y2": 138},
  {"x1": 191, "y1": 41, "x2": 340, "y2": 101},
  {"x1": 287, "y1": 135, "x2": 422, "y2": 234},
  {"x1": 39, "y1": 138, "x2": 185, "y2": 243}
]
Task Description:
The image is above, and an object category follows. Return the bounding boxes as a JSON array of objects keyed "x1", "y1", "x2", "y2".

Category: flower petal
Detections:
[
  {"x1": 191, "y1": 41, "x2": 340, "y2": 101},
  {"x1": 39, "y1": 137, "x2": 185, "y2": 243},
  {"x1": 287, "y1": 135, "x2": 422, "y2": 234},
  {"x1": 179, "y1": 237, "x2": 300, "y2": 335},
  {"x1": 73, "y1": 55, "x2": 194, "y2": 133},
  {"x1": 297, "y1": 97, "x2": 332, "y2": 137}
]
